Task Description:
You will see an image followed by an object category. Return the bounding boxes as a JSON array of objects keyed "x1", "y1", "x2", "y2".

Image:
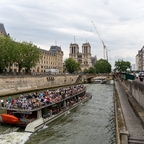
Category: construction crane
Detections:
[
  {"x1": 106, "y1": 47, "x2": 110, "y2": 62},
  {"x1": 91, "y1": 21, "x2": 107, "y2": 61}
]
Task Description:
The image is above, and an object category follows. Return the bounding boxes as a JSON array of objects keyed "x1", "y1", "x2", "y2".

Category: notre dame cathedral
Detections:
[{"x1": 69, "y1": 42, "x2": 96, "y2": 71}]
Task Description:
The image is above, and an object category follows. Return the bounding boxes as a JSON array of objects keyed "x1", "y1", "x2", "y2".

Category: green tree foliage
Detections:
[
  {"x1": 23, "y1": 42, "x2": 41, "y2": 73},
  {"x1": 114, "y1": 60, "x2": 131, "y2": 72},
  {"x1": 0, "y1": 36, "x2": 16, "y2": 72},
  {"x1": 0, "y1": 36, "x2": 41, "y2": 73},
  {"x1": 83, "y1": 68, "x2": 89, "y2": 74},
  {"x1": 14, "y1": 42, "x2": 26, "y2": 73},
  {"x1": 14, "y1": 41, "x2": 41, "y2": 73},
  {"x1": 83, "y1": 67, "x2": 96, "y2": 74},
  {"x1": 94, "y1": 59, "x2": 111, "y2": 73},
  {"x1": 64, "y1": 58, "x2": 81, "y2": 73},
  {"x1": 88, "y1": 67, "x2": 96, "y2": 74}
]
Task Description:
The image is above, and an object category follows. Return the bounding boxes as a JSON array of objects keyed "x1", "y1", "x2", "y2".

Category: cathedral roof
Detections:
[{"x1": 0, "y1": 23, "x2": 7, "y2": 35}]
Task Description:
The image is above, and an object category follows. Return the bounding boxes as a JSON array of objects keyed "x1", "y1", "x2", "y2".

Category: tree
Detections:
[
  {"x1": 94, "y1": 59, "x2": 111, "y2": 73},
  {"x1": 83, "y1": 67, "x2": 96, "y2": 74},
  {"x1": 14, "y1": 42, "x2": 26, "y2": 73},
  {"x1": 0, "y1": 36, "x2": 16, "y2": 72},
  {"x1": 88, "y1": 67, "x2": 96, "y2": 74},
  {"x1": 83, "y1": 68, "x2": 89, "y2": 74},
  {"x1": 10, "y1": 41, "x2": 41, "y2": 73},
  {"x1": 0, "y1": 36, "x2": 41, "y2": 74},
  {"x1": 64, "y1": 58, "x2": 81, "y2": 73},
  {"x1": 114, "y1": 60, "x2": 131, "y2": 72},
  {"x1": 22, "y1": 42, "x2": 41, "y2": 73}
]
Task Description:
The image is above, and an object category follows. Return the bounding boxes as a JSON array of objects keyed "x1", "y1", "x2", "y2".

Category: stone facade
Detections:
[
  {"x1": 31, "y1": 46, "x2": 63, "y2": 73},
  {"x1": 120, "y1": 78, "x2": 144, "y2": 109},
  {"x1": 136, "y1": 46, "x2": 144, "y2": 71},
  {"x1": 69, "y1": 42, "x2": 96, "y2": 71},
  {"x1": 0, "y1": 75, "x2": 78, "y2": 96}
]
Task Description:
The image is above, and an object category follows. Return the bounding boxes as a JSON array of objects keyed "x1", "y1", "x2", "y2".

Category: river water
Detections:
[{"x1": 0, "y1": 82, "x2": 115, "y2": 144}]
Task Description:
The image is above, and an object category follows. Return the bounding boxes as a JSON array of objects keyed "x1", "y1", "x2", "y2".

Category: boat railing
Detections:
[
  {"x1": 0, "y1": 87, "x2": 86, "y2": 112},
  {"x1": 42, "y1": 93, "x2": 90, "y2": 119},
  {"x1": 32, "y1": 88, "x2": 86, "y2": 111}
]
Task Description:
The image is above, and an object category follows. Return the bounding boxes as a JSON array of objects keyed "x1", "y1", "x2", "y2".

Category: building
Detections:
[
  {"x1": 91, "y1": 55, "x2": 97, "y2": 66},
  {"x1": 136, "y1": 46, "x2": 144, "y2": 71},
  {"x1": 31, "y1": 46, "x2": 63, "y2": 73},
  {"x1": 0, "y1": 23, "x2": 7, "y2": 36},
  {"x1": 69, "y1": 42, "x2": 96, "y2": 71},
  {"x1": 131, "y1": 64, "x2": 136, "y2": 71},
  {"x1": 0, "y1": 23, "x2": 64, "y2": 74},
  {"x1": 7, "y1": 46, "x2": 63, "y2": 74}
]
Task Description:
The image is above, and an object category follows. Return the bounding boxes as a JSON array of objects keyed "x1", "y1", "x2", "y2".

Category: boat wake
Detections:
[
  {"x1": 65, "y1": 111, "x2": 70, "y2": 116},
  {"x1": 0, "y1": 132, "x2": 31, "y2": 144},
  {"x1": 38, "y1": 125, "x2": 49, "y2": 132},
  {"x1": 0, "y1": 127, "x2": 19, "y2": 135}
]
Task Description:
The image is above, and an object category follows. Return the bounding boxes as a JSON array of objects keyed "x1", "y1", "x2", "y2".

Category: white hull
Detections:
[{"x1": 25, "y1": 95, "x2": 92, "y2": 133}]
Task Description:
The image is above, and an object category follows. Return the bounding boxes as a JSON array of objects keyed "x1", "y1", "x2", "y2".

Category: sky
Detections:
[{"x1": 0, "y1": 0, "x2": 144, "y2": 69}]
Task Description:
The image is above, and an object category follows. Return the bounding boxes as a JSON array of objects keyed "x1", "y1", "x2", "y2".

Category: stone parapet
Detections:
[
  {"x1": 0, "y1": 75, "x2": 79, "y2": 96},
  {"x1": 117, "y1": 78, "x2": 144, "y2": 134},
  {"x1": 120, "y1": 78, "x2": 144, "y2": 109}
]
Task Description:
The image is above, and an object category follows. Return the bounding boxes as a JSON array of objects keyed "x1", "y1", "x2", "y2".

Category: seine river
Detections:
[{"x1": 0, "y1": 81, "x2": 115, "y2": 144}]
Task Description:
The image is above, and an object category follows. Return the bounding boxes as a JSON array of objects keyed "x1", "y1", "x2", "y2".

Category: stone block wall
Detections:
[
  {"x1": 121, "y1": 79, "x2": 144, "y2": 109},
  {"x1": 0, "y1": 75, "x2": 78, "y2": 96}
]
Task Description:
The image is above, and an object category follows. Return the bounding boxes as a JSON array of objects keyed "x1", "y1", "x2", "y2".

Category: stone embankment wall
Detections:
[
  {"x1": 114, "y1": 78, "x2": 144, "y2": 143},
  {"x1": 0, "y1": 75, "x2": 79, "y2": 96},
  {"x1": 120, "y1": 79, "x2": 144, "y2": 109}
]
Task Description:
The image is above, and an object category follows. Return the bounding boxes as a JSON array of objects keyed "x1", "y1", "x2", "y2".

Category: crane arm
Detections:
[
  {"x1": 92, "y1": 21, "x2": 107, "y2": 60},
  {"x1": 91, "y1": 21, "x2": 103, "y2": 42},
  {"x1": 102, "y1": 41, "x2": 106, "y2": 48}
]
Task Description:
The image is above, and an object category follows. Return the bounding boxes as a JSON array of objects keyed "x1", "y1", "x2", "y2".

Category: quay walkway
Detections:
[{"x1": 115, "y1": 80, "x2": 144, "y2": 144}]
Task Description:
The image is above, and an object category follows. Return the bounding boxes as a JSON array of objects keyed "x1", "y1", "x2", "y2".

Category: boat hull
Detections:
[{"x1": 25, "y1": 94, "x2": 92, "y2": 132}]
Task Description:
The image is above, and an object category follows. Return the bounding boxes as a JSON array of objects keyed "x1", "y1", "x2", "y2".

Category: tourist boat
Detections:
[{"x1": 0, "y1": 85, "x2": 92, "y2": 133}]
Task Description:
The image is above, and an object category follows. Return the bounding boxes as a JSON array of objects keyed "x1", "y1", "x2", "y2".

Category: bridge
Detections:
[{"x1": 82, "y1": 73, "x2": 113, "y2": 83}]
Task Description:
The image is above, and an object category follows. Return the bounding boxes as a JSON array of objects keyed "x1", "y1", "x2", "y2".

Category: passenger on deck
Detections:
[
  {"x1": 1, "y1": 99, "x2": 4, "y2": 107},
  {"x1": 2, "y1": 84, "x2": 85, "y2": 110},
  {"x1": 48, "y1": 109, "x2": 52, "y2": 117}
]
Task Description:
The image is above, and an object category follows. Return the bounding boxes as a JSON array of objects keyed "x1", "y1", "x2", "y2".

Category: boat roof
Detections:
[{"x1": 0, "y1": 89, "x2": 86, "y2": 113}]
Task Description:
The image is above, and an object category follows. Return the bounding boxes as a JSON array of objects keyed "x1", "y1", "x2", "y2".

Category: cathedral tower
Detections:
[
  {"x1": 82, "y1": 42, "x2": 92, "y2": 69},
  {"x1": 69, "y1": 43, "x2": 79, "y2": 59},
  {"x1": 69, "y1": 42, "x2": 93, "y2": 71}
]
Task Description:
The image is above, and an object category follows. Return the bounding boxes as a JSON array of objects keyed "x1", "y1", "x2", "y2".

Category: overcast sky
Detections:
[{"x1": 0, "y1": 0, "x2": 144, "y2": 68}]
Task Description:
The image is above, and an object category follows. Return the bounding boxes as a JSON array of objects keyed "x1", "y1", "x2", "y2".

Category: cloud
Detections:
[{"x1": 0, "y1": 0, "x2": 144, "y2": 69}]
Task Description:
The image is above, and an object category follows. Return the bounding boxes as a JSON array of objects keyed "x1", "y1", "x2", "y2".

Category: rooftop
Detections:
[
  {"x1": 49, "y1": 46, "x2": 62, "y2": 53},
  {"x1": 0, "y1": 23, "x2": 7, "y2": 35}
]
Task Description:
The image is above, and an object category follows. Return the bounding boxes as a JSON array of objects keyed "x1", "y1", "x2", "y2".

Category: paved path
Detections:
[{"x1": 115, "y1": 81, "x2": 144, "y2": 140}]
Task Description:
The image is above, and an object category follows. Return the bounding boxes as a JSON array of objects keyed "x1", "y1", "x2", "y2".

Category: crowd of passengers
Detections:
[{"x1": 1, "y1": 85, "x2": 85, "y2": 110}]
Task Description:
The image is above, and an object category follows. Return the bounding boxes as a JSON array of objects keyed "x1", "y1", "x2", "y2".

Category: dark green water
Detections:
[{"x1": 0, "y1": 82, "x2": 115, "y2": 144}]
